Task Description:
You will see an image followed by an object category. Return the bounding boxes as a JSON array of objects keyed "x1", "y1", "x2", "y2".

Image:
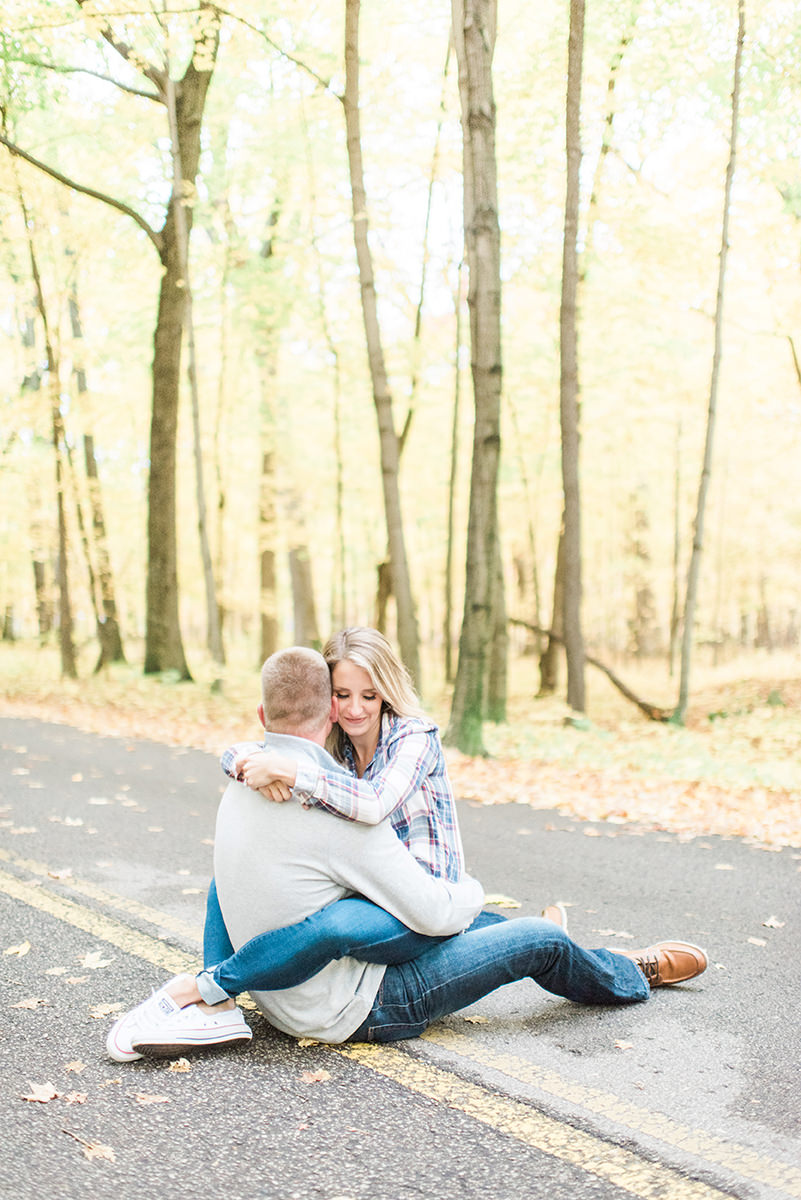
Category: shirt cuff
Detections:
[{"x1": 292, "y1": 760, "x2": 321, "y2": 807}]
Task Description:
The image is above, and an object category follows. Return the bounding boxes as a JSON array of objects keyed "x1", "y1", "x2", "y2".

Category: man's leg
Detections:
[{"x1": 349, "y1": 916, "x2": 651, "y2": 1043}]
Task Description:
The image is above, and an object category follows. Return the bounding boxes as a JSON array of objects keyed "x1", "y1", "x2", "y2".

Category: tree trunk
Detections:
[
  {"x1": 289, "y1": 545, "x2": 320, "y2": 648},
  {"x1": 674, "y1": 0, "x2": 745, "y2": 723},
  {"x1": 164, "y1": 70, "x2": 224, "y2": 667},
  {"x1": 539, "y1": 525, "x2": 565, "y2": 694},
  {"x1": 67, "y1": 281, "x2": 126, "y2": 668},
  {"x1": 259, "y1": 438, "x2": 279, "y2": 663},
  {"x1": 445, "y1": 0, "x2": 504, "y2": 754},
  {"x1": 560, "y1": 0, "x2": 587, "y2": 715},
  {"x1": 444, "y1": 259, "x2": 465, "y2": 685},
  {"x1": 145, "y1": 48, "x2": 217, "y2": 678},
  {"x1": 20, "y1": 188, "x2": 77, "y2": 678},
  {"x1": 343, "y1": 0, "x2": 420, "y2": 686}
]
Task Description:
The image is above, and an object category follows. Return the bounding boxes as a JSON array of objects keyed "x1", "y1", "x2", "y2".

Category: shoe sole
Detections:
[
  {"x1": 132, "y1": 1032, "x2": 253, "y2": 1058},
  {"x1": 541, "y1": 904, "x2": 568, "y2": 932}
]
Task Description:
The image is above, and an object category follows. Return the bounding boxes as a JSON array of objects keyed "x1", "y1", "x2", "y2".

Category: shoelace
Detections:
[{"x1": 634, "y1": 954, "x2": 661, "y2": 984}]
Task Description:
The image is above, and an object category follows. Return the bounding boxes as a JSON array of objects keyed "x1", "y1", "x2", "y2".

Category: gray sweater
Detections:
[{"x1": 214, "y1": 733, "x2": 484, "y2": 1043}]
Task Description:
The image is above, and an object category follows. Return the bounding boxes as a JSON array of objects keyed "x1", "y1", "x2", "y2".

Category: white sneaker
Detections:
[
  {"x1": 132, "y1": 1003, "x2": 252, "y2": 1058},
  {"x1": 106, "y1": 984, "x2": 184, "y2": 1063}
]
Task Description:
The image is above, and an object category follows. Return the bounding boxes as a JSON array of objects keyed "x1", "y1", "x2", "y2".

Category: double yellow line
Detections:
[{"x1": 2, "y1": 847, "x2": 799, "y2": 1200}]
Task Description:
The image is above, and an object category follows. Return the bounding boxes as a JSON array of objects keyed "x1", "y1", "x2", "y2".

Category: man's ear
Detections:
[
  {"x1": 329, "y1": 695, "x2": 338, "y2": 724},
  {"x1": 257, "y1": 702, "x2": 266, "y2": 729}
]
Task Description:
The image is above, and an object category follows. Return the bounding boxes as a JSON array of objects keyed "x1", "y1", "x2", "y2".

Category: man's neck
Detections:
[{"x1": 265, "y1": 723, "x2": 326, "y2": 747}]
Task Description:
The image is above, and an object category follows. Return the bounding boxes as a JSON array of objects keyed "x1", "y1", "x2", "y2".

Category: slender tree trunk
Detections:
[
  {"x1": 20, "y1": 190, "x2": 77, "y2": 677},
  {"x1": 669, "y1": 420, "x2": 682, "y2": 675},
  {"x1": 560, "y1": 0, "x2": 587, "y2": 714},
  {"x1": 539, "y1": 526, "x2": 565, "y2": 694},
  {"x1": 164, "y1": 70, "x2": 224, "y2": 667},
  {"x1": 444, "y1": 259, "x2": 465, "y2": 684},
  {"x1": 445, "y1": 0, "x2": 504, "y2": 754},
  {"x1": 674, "y1": 0, "x2": 745, "y2": 723},
  {"x1": 342, "y1": 0, "x2": 420, "y2": 685},
  {"x1": 67, "y1": 279, "x2": 126, "y2": 667},
  {"x1": 289, "y1": 545, "x2": 320, "y2": 648}
]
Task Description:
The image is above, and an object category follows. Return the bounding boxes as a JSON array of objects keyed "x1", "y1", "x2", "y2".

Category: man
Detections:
[{"x1": 116, "y1": 647, "x2": 707, "y2": 1054}]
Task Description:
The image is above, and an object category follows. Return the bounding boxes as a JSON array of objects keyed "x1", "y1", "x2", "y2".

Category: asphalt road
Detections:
[{"x1": 0, "y1": 716, "x2": 799, "y2": 1200}]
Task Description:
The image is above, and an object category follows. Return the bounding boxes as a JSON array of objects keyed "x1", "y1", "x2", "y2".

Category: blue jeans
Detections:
[
  {"x1": 197, "y1": 877, "x2": 453, "y2": 1004},
  {"x1": 347, "y1": 916, "x2": 651, "y2": 1042}
]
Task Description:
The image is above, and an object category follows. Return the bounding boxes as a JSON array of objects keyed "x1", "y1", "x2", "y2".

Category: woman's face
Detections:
[{"x1": 331, "y1": 660, "x2": 383, "y2": 746}]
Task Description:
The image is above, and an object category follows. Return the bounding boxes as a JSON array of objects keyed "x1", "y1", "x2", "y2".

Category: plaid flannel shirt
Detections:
[{"x1": 220, "y1": 714, "x2": 464, "y2": 882}]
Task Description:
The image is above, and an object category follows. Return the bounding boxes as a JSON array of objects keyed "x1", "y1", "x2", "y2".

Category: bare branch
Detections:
[
  {"x1": 0, "y1": 134, "x2": 163, "y2": 254},
  {"x1": 74, "y1": 0, "x2": 167, "y2": 94},
  {"x1": 509, "y1": 618, "x2": 672, "y2": 722},
  {"x1": 13, "y1": 56, "x2": 160, "y2": 101},
  {"x1": 214, "y1": 6, "x2": 340, "y2": 98}
]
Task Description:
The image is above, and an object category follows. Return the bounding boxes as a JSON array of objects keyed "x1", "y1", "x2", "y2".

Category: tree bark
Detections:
[
  {"x1": 559, "y1": 0, "x2": 587, "y2": 714},
  {"x1": 674, "y1": 0, "x2": 745, "y2": 723},
  {"x1": 445, "y1": 0, "x2": 504, "y2": 754},
  {"x1": 342, "y1": 0, "x2": 420, "y2": 686}
]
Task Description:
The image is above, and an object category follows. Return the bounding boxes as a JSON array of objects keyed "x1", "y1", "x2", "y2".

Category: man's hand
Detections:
[{"x1": 238, "y1": 750, "x2": 298, "y2": 796}]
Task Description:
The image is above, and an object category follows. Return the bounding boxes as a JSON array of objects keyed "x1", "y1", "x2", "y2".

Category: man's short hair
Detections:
[{"x1": 261, "y1": 647, "x2": 332, "y2": 733}]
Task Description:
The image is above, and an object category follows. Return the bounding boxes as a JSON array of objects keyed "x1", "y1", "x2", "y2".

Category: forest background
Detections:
[{"x1": 1, "y1": 0, "x2": 799, "y2": 848}]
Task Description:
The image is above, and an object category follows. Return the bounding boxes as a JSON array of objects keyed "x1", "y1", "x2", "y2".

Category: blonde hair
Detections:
[
  {"x1": 260, "y1": 647, "x2": 332, "y2": 735},
  {"x1": 322, "y1": 627, "x2": 425, "y2": 759}
]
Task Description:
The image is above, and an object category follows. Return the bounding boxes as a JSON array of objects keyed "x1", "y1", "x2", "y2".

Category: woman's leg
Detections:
[{"x1": 194, "y1": 896, "x2": 448, "y2": 1004}]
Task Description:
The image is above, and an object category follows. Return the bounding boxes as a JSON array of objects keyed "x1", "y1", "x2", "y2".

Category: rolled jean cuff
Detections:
[{"x1": 195, "y1": 967, "x2": 231, "y2": 1005}]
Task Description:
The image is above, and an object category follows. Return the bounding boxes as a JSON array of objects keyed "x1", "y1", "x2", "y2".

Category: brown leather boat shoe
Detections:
[{"x1": 616, "y1": 941, "x2": 708, "y2": 987}]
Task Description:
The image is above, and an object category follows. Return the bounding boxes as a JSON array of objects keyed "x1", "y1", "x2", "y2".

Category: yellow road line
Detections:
[
  {"x1": 1, "y1": 853, "x2": 796, "y2": 1199},
  {"x1": 422, "y1": 1027, "x2": 801, "y2": 1199},
  {"x1": 0, "y1": 847, "x2": 202, "y2": 942},
  {"x1": 339, "y1": 1042, "x2": 728, "y2": 1200},
  {"x1": 0, "y1": 866, "x2": 196, "y2": 976}
]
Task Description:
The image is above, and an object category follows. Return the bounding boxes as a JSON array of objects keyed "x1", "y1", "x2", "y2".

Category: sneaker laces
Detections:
[{"x1": 634, "y1": 953, "x2": 661, "y2": 984}]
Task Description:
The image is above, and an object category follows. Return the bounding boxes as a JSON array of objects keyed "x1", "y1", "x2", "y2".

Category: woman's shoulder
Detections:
[{"x1": 384, "y1": 713, "x2": 439, "y2": 740}]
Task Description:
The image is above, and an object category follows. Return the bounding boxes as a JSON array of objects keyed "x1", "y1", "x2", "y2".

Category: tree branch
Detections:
[
  {"x1": 75, "y1": 0, "x2": 167, "y2": 95},
  {"x1": 509, "y1": 618, "x2": 672, "y2": 722},
  {"x1": 214, "y1": 6, "x2": 340, "y2": 98},
  {"x1": 0, "y1": 134, "x2": 163, "y2": 254},
  {"x1": 14, "y1": 56, "x2": 160, "y2": 102}
]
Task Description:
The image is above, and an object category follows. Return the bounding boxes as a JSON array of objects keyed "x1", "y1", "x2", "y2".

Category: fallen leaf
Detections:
[
  {"x1": 147, "y1": 826, "x2": 164, "y2": 833},
  {"x1": 11, "y1": 997, "x2": 47, "y2": 1010},
  {"x1": 762, "y1": 915, "x2": 785, "y2": 928},
  {"x1": 714, "y1": 863, "x2": 734, "y2": 871},
  {"x1": 63, "y1": 818, "x2": 84, "y2": 827},
  {"x1": 747, "y1": 937, "x2": 767, "y2": 947},
  {"x1": 63, "y1": 1092, "x2": 88, "y2": 1104},
  {"x1": 132, "y1": 1093, "x2": 170, "y2": 1105},
  {"x1": 89, "y1": 1003, "x2": 123, "y2": 1019},
  {"x1": 614, "y1": 1040, "x2": 634, "y2": 1051},
  {"x1": 65, "y1": 1061, "x2": 87, "y2": 1074},
  {"x1": 79, "y1": 950, "x2": 115, "y2": 970},
  {"x1": 4, "y1": 941, "x2": 31, "y2": 957},
  {"x1": 67, "y1": 976, "x2": 89, "y2": 986},
  {"x1": 168, "y1": 1058, "x2": 191, "y2": 1072},
  {"x1": 21, "y1": 1082, "x2": 59, "y2": 1103},
  {"x1": 71, "y1": 773, "x2": 83, "y2": 782},
  {"x1": 301, "y1": 1069, "x2": 331, "y2": 1084},
  {"x1": 594, "y1": 929, "x2": 634, "y2": 939},
  {"x1": 181, "y1": 888, "x2": 202, "y2": 895},
  {"x1": 48, "y1": 868, "x2": 73, "y2": 879},
  {"x1": 45, "y1": 967, "x2": 68, "y2": 976},
  {"x1": 462, "y1": 1014, "x2": 490, "y2": 1024},
  {"x1": 88, "y1": 797, "x2": 111, "y2": 805},
  {"x1": 484, "y1": 894, "x2": 522, "y2": 909},
  {"x1": 297, "y1": 1038, "x2": 320, "y2": 1048}
]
